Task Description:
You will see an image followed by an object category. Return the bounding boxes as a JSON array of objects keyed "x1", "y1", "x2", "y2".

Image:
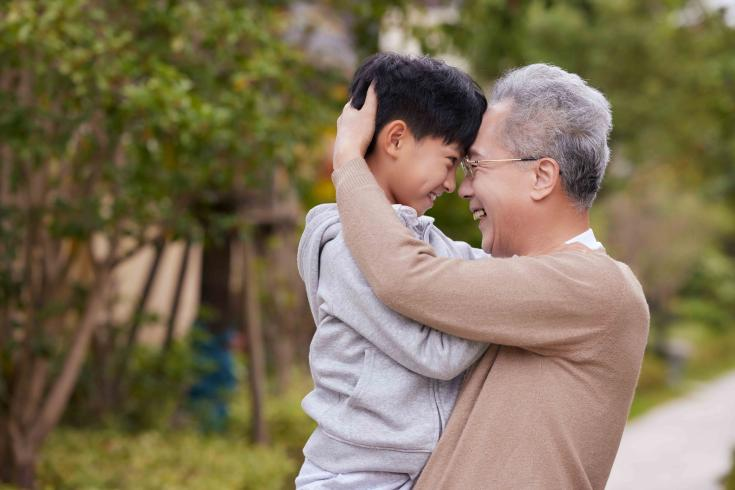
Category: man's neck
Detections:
[
  {"x1": 516, "y1": 209, "x2": 591, "y2": 256},
  {"x1": 366, "y1": 154, "x2": 398, "y2": 204}
]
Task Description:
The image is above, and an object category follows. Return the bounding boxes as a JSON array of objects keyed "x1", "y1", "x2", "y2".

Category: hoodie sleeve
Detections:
[
  {"x1": 454, "y1": 241, "x2": 490, "y2": 260},
  {"x1": 318, "y1": 237, "x2": 487, "y2": 381}
]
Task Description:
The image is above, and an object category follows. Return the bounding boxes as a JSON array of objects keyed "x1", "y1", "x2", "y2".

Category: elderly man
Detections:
[{"x1": 330, "y1": 64, "x2": 649, "y2": 489}]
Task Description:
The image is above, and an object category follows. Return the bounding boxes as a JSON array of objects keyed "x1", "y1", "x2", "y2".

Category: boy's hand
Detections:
[{"x1": 333, "y1": 82, "x2": 377, "y2": 170}]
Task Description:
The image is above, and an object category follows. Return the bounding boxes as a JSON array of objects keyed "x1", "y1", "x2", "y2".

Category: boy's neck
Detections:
[{"x1": 366, "y1": 153, "x2": 398, "y2": 205}]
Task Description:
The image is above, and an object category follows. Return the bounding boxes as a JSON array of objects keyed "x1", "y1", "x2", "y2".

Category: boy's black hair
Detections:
[{"x1": 349, "y1": 52, "x2": 487, "y2": 156}]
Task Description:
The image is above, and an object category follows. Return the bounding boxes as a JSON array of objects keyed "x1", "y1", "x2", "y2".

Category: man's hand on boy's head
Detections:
[{"x1": 333, "y1": 82, "x2": 378, "y2": 170}]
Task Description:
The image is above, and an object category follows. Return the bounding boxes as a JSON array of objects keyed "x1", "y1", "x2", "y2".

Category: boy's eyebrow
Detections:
[{"x1": 447, "y1": 143, "x2": 462, "y2": 157}]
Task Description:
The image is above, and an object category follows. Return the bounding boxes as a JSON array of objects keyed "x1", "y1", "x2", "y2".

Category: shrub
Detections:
[
  {"x1": 38, "y1": 428, "x2": 295, "y2": 490},
  {"x1": 723, "y1": 449, "x2": 735, "y2": 490}
]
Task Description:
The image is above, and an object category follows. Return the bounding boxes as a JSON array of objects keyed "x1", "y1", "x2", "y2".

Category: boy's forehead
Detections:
[
  {"x1": 433, "y1": 139, "x2": 462, "y2": 154},
  {"x1": 446, "y1": 141, "x2": 463, "y2": 154},
  {"x1": 412, "y1": 133, "x2": 463, "y2": 154}
]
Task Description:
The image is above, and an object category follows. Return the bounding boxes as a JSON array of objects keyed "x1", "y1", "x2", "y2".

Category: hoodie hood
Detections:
[
  {"x1": 297, "y1": 204, "x2": 342, "y2": 321},
  {"x1": 297, "y1": 202, "x2": 436, "y2": 322}
]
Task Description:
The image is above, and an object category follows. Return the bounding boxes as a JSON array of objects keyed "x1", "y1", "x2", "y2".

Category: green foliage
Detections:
[
  {"x1": 724, "y1": 449, "x2": 735, "y2": 490},
  {"x1": 230, "y1": 368, "x2": 316, "y2": 453},
  {"x1": 421, "y1": 1, "x2": 735, "y2": 360},
  {"x1": 630, "y1": 324, "x2": 735, "y2": 418},
  {"x1": 635, "y1": 353, "x2": 669, "y2": 393},
  {"x1": 676, "y1": 248, "x2": 735, "y2": 333},
  {"x1": 38, "y1": 428, "x2": 294, "y2": 490},
  {"x1": 65, "y1": 339, "x2": 195, "y2": 431},
  {"x1": 1, "y1": 2, "x2": 343, "y2": 482},
  {"x1": 36, "y1": 369, "x2": 316, "y2": 489},
  {"x1": 437, "y1": 0, "x2": 735, "y2": 189},
  {"x1": 0, "y1": 0, "x2": 344, "y2": 301},
  {"x1": 320, "y1": 0, "x2": 410, "y2": 59}
]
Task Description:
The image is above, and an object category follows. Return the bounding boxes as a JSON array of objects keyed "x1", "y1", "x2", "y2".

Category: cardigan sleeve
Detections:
[{"x1": 333, "y1": 158, "x2": 617, "y2": 356}]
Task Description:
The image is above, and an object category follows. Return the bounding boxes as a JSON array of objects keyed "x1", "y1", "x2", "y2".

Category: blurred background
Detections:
[{"x1": 1, "y1": 0, "x2": 734, "y2": 489}]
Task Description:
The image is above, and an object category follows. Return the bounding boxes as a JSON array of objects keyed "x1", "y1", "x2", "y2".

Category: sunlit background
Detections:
[{"x1": 2, "y1": 1, "x2": 735, "y2": 489}]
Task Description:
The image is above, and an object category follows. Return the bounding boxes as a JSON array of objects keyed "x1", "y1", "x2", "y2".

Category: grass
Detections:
[
  {"x1": 629, "y1": 324, "x2": 735, "y2": 419},
  {"x1": 723, "y1": 450, "x2": 735, "y2": 490},
  {"x1": 30, "y1": 370, "x2": 316, "y2": 490}
]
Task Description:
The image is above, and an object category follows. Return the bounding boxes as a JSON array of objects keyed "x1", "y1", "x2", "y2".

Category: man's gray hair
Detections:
[{"x1": 490, "y1": 64, "x2": 612, "y2": 209}]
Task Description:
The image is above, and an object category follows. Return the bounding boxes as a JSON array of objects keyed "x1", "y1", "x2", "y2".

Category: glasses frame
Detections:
[{"x1": 460, "y1": 157, "x2": 543, "y2": 179}]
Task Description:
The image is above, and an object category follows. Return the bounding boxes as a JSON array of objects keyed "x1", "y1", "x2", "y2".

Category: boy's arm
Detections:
[{"x1": 319, "y1": 238, "x2": 487, "y2": 381}]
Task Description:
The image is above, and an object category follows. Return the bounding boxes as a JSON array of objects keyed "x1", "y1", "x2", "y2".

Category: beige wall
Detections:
[{"x1": 113, "y1": 242, "x2": 201, "y2": 345}]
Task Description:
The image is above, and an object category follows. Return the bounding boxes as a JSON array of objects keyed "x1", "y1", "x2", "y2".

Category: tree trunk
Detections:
[
  {"x1": 200, "y1": 238, "x2": 232, "y2": 336},
  {"x1": 162, "y1": 240, "x2": 191, "y2": 353},
  {"x1": 3, "y1": 449, "x2": 36, "y2": 490},
  {"x1": 115, "y1": 237, "x2": 165, "y2": 389},
  {"x1": 267, "y1": 227, "x2": 300, "y2": 393},
  {"x1": 0, "y1": 270, "x2": 107, "y2": 489},
  {"x1": 242, "y1": 236, "x2": 269, "y2": 444},
  {"x1": 0, "y1": 416, "x2": 10, "y2": 483},
  {"x1": 29, "y1": 271, "x2": 107, "y2": 446}
]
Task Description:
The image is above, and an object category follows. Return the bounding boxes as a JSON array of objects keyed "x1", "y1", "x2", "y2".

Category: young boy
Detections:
[{"x1": 296, "y1": 53, "x2": 489, "y2": 489}]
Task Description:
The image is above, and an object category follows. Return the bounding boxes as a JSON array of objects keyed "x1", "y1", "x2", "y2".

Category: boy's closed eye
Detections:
[{"x1": 446, "y1": 156, "x2": 461, "y2": 170}]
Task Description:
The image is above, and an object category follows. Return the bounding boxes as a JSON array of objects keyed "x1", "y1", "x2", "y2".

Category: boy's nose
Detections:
[
  {"x1": 459, "y1": 177, "x2": 474, "y2": 200},
  {"x1": 443, "y1": 175, "x2": 456, "y2": 194}
]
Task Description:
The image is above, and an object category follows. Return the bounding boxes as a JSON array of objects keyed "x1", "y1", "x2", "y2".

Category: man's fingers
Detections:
[{"x1": 363, "y1": 82, "x2": 378, "y2": 115}]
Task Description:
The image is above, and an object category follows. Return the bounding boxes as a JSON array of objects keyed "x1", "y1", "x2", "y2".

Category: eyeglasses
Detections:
[{"x1": 460, "y1": 157, "x2": 541, "y2": 179}]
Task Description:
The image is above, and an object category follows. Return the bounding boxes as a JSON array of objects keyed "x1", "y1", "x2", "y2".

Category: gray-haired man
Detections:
[{"x1": 330, "y1": 64, "x2": 649, "y2": 489}]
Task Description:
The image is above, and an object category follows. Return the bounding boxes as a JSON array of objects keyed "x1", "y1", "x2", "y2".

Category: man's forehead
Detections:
[
  {"x1": 468, "y1": 122, "x2": 494, "y2": 158},
  {"x1": 469, "y1": 103, "x2": 510, "y2": 157}
]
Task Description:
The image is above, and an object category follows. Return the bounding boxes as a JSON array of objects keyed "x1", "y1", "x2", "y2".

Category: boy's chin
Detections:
[
  {"x1": 414, "y1": 204, "x2": 430, "y2": 216},
  {"x1": 405, "y1": 200, "x2": 429, "y2": 216}
]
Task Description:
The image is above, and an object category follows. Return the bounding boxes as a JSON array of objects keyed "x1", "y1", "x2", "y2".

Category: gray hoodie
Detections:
[{"x1": 297, "y1": 203, "x2": 488, "y2": 478}]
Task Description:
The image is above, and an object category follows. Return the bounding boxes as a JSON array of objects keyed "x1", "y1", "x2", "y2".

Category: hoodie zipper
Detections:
[{"x1": 420, "y1": 223, "x2": 446, "y2": 441}]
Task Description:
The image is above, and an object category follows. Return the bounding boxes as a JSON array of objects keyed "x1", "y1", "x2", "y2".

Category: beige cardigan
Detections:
[{"x1": 332, "y1": 158, "x2": 649, "y2": 490}]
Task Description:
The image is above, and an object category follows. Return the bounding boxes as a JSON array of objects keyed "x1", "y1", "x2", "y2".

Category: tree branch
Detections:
[{"x1": 29, "y1": 269, "x2": 107, "y2": 447}]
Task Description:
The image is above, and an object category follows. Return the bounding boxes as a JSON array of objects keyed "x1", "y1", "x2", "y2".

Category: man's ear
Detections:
[
  {"x1": 380, "y1": 120, "x2": 409, "y2": 159},
  {"x1": 530, "y1": 157, "x2": 561, "y2": 201}
]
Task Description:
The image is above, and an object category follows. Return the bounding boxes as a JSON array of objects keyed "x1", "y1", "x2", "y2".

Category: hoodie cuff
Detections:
[{"x1": 332, "y1": 158, "x2": 375, "y2": 192}]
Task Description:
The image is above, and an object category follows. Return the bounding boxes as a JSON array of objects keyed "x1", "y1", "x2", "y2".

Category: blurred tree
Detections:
[
  {"x1": 0, "y1": 0, "x2": 341, "y2": 486},
  {"x1": 421, "y1": 0, "x2": 735, "y2": 332},
  {"x1": 592, "y1": 166, "x2": 730, "y2": 345}
]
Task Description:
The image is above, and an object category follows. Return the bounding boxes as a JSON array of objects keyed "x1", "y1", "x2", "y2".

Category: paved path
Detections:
[{"x1": 607, "y1": 370, "x2": 735, "y2": 490}]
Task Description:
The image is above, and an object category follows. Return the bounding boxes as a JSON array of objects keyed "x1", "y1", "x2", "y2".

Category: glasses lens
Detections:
[{"x1": 460, "y1": 159, "x2": 473, "y2": 178}]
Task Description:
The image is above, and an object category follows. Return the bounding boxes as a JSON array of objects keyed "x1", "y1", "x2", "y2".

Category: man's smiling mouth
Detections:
[{"x1": 472, "y1": 208, "x2": 487, "y2": 221}]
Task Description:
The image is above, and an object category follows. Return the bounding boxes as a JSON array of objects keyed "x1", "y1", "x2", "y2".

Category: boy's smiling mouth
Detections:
[{"x1": 429, "y1": 192, "x2": 439, "y2": 202}]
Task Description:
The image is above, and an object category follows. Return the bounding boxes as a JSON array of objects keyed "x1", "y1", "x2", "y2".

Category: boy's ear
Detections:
[{"x1": 381, "y1": 120, "x2": 409, "y2": 159}]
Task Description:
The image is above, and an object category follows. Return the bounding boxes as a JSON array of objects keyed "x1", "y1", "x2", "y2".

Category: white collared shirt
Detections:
[{"x1": 565, "y1": 229, "x2": 603, "y2": 250}]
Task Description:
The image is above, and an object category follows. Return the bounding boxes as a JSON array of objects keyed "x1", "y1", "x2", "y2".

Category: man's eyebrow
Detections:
[{"x1": 466, "y1": 148, "x2": 480, "y2": 159}]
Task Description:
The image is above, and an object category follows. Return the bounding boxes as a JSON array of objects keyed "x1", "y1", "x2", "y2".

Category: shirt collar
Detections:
[{"x1": 565, "y1": 228, "x2": 603, "y2": 250}]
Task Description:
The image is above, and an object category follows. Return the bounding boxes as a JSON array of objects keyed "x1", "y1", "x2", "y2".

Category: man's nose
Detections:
[{"x1": 459, "y1": 177, "x2": 474, "y2": 200}]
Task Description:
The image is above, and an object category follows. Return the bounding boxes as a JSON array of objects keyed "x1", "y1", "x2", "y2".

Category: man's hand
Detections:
[{"x1": 333, "y1": 82, "x2": 378, "y2": 170}]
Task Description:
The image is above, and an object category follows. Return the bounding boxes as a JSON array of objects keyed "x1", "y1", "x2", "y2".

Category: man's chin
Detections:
[{"x1": 481, "y1": 235, "x2": 493, "y2": 254}]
